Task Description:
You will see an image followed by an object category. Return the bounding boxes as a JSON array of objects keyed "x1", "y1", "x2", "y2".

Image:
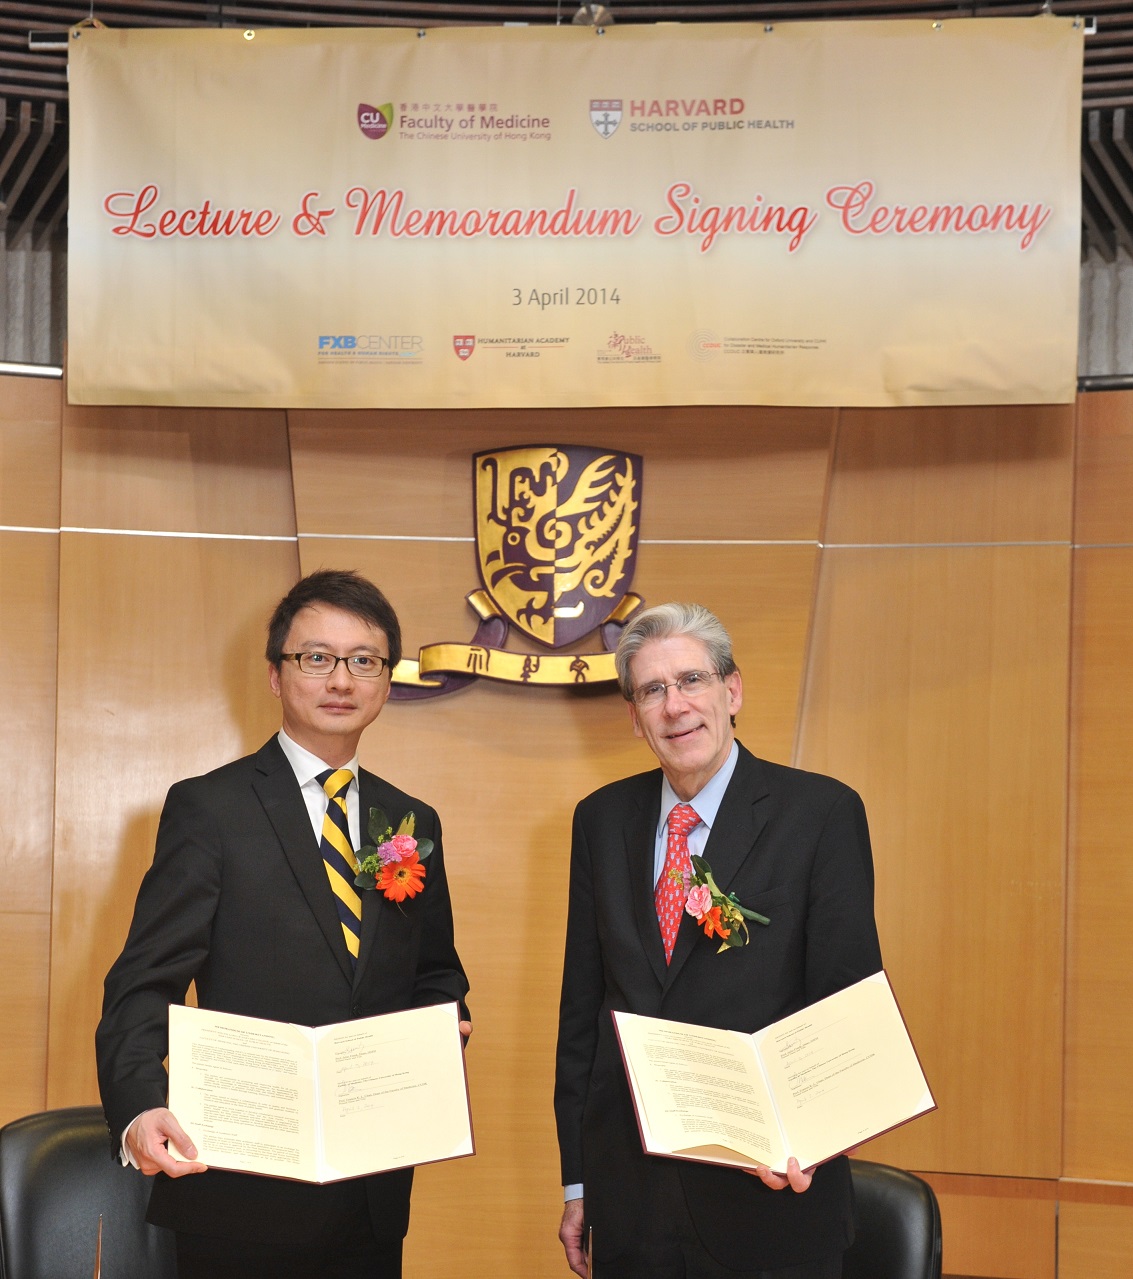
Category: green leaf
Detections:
[
  {"x1": 367, "y1": 807, "x2": 391, "y2": 844},
  {"x1": 415, "y1": 837, "x2": 434, "y2": 861},
  {"x1": 396, "y1": 812, "x2": 417, "y2": 836},
  {"x1": 354, "y1": 871, "x2": 377, "y2": 891},
  {"x1": 690, "y1": 855, "x2": 711, "y2": 876}
]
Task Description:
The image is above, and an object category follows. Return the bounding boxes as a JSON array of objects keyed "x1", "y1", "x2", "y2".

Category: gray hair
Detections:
[{"x1": 614, "y1": 602, "x2": 737, "y2": 700}]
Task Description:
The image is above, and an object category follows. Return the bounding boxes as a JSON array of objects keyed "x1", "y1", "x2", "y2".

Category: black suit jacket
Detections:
[
  {"x1": 96, "y1": 736, "x2": 469, "y2": 1246},
  {"x1": 554, "y1": 743, "x2": 882, "y2": 1269}
]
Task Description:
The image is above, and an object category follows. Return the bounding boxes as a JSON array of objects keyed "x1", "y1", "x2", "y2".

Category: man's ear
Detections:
[
  {"x1": 627, "y1": 699, "x2": 644, "y2": 740},
  {"x1": 268, "y1": 662, "x2": 282, "y2": 700},
  {"x1": 725, "y1": 669, "x2": 743, "y2": 718}
]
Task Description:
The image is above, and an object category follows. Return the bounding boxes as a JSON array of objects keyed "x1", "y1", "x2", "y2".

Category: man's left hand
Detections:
[
  {"x1": 747, "y1": 1156, "x2": 813, "y2": 1192},
  {"x1": 459, "y1": 1020, "x2": 472, "y2": 1042}
]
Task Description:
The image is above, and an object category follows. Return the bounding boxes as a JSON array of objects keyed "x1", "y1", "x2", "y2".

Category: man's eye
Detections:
[
  {"x1": 641, "y1": 684, "x2": 665, "y2": 699},
  {"x1": 306, "y1": 652, "x2": 331, "y2": 666},
  {"x1": 351, "y1": 656, "x2": 376, "y2": 671},
  {"x1": 681, "y1": 673, "x2": 706, "y2": 689}
]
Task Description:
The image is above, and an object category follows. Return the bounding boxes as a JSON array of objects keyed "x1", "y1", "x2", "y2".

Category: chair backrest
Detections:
[
  {"x1": 844, "y1": 1159, "x2": 943, "y2": 1279},
  {"x1": 0, "y1": 1106, "x2": 176, "y2": 1279}
]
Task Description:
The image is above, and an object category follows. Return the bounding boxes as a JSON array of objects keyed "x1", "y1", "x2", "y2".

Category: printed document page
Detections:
[
  {"x1": 168, "y1": 1004, "x2": 317, "y2": 1179},
  {"x1": 315, "y1": 1003, "x2": 474, "y2": 1180},
  {"x1": 614, "y1": 1013, "x2": 785, "y2": 1171},
  {"x1": 614, "y1": 972, "x2": 934, "y2": 1175},
  {"x1": 168, "y1": 1002, "x2": 473, "y2": 1182},
  {"x1": 751, "y1": 972, "x2": 935, "y2": 1170}
]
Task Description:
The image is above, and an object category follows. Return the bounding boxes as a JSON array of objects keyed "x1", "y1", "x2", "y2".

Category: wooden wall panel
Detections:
[
  {"x1": 290, "y1": 408, "x2": 832, "y2": 1278},
  {"x1": 798, "y1": 545, "x2": 1070, "y2": 1178},
  {"x1": 1074, "y1": 390, "x2": 1133, "y2": 544},
  {"x1": 46, "y1": 403, "x2": 298, "y2": 1107},
  {"x1": 46, "y1": 534, "x2": 300, "y2": 1107},
  {"x1": 288, "y1": 406, "x2": 836, "y2": 541},
  {"x1": 0, "y1": 914, "x2": 52, "y2": 1127},
  {"x1": 61, "y1": 402, "x2": 294, "y2": 535},
  {"x1": 918, "y1": 1173, "x2": 1056, "y2": 1279},
  {"x1": 1064, "y1": 547, "x2": 1133, "y2": 1180},
  {"x1": 1058, "y1": 1202, "x2": 1133, "y2": 1279},
  {"x1": 0, "y1": 374, "x2": 61, "y2": 1126},
  {"x1": 827, "y1": 405, "x2": 1073, "y2": 545},
  {"x1": 0, "y1": 374, "x2": 61, "y2": 528}
]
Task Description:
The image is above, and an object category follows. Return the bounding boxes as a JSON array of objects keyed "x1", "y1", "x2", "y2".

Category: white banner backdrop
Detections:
[{"x1": 67, "y1": 18, "x2": 1083, "y2": 408}]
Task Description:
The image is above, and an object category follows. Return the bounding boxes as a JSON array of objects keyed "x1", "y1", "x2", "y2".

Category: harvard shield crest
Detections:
[
  {"x1": 474, "y1": 445, "x2": 642, "y2": 647},
  {"x1": 589, "y1": 99, "x2": 622, "y2": 138}
]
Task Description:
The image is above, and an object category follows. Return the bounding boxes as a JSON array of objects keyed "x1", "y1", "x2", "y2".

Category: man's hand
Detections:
[
  {"x1": 459, "y1": 1020, "x2": 472, "y2": 1042},
  {"x1": 747, "y1": 1156, "x2": 813, "y2": 1193},
  {"x1": 559, "y1": 1197, "x2": 588, "y2": 1278},
  {"x1": 126, "y1": 1108, "x2": 208, "y2": 1177}
]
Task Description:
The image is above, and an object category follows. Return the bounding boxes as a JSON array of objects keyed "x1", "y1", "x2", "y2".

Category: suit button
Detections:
[{"x1": 351, "y1": 1005, "x2": 361, "y2": 1016}]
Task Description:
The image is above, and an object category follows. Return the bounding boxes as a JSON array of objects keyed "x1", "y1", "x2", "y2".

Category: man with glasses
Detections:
[
  {"x1": 96, "y1": 569, "x2": 469, "y2": 1279},
  {"x1": 555, "y1": 602, "x2": 881, "y2": 1279}
]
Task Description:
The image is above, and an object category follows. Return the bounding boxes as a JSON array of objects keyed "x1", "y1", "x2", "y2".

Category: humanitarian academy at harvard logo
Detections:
[
  {"x1": 589, "y1": 99, "x2": 622, "y2": 138},
  {"x1": 392, "y1": 446, "x2": 644, "y2": 699}
]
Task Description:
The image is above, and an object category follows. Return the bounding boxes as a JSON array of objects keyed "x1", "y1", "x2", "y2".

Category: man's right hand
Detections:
[
  {"x1": 559, "y1": 1197, "x2": 588, "y2": 1278},
  {"x1": 126, "y1": 1108, "x2": 208, "y2": 1177}
]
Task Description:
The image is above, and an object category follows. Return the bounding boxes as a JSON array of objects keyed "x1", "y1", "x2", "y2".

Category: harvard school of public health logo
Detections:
[
  {"x1": 453, "y1": 336, "x2": 475, "y2": 361},
  {"x1": 391, "y1": 446, "x2": 644, "y2": 699},
  {"x1": 358, "y1": 103, "x2": 393, "y2": 139},
  {"x1": 590, "y1": 100, "x2": 622, "y2": 138}
]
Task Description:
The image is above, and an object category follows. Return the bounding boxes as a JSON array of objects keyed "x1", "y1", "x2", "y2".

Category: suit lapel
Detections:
[
  {"x1": 628, "y1": 778, "x2": 668, "y2": 987},
  {"x1": 354, "y1": 769, "x2": 387, "y2": 991},
  {"x1": 664, "y1": 744, "x2": 770, "y2": 988},
  {"x1": 253, "y1": 737, "x2": 355, "y2": 986}
]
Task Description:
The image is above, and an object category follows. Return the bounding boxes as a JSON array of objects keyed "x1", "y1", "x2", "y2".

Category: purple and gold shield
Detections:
[{"x1": 474, "y1": 446, "x2": 642, "y2": 648}]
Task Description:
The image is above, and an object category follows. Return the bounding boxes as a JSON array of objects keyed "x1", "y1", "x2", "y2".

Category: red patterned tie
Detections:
[{"x1": 655, "y1": 803, "x2": 700, "y2": 964}]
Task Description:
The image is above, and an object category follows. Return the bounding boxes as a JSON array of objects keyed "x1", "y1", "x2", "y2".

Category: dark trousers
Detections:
[
  {"x1": 596, "y1": 1161, "x2": 844, "y2": 1279},
  {"x1": 174, "y1": 1211, "x2": 402, "y2": 1279}
]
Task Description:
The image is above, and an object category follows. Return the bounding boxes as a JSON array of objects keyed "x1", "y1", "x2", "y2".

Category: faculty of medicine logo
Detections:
[
  {"x1": 392, "y1": 445, "x2": 644, "y2": 699},
  {"x1": 590, "y1": 99, "x2": 622, "y2": 139},
  {"x1": 357, "y1": 103, "x2": 393, "y2": 139},
  {"x1": 453, "y1": 335, "x2": 476, "y2": 361}
]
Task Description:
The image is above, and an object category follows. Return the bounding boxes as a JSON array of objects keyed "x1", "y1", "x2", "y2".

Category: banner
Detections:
[{"x1": 67, "y1": 19, "x2": 1083, "y2": 408}]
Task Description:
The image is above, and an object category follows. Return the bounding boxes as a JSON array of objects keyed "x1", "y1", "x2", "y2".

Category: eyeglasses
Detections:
[
  {"x1": 629, "y1": 670, "x2": 720, "y2": 709},
  {"x1": 281, "y1": 652, "x2": 390, "y2": 679}
]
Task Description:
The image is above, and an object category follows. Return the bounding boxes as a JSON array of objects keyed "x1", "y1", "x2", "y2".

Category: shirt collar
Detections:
[
  {"x1": 276, "y1": 728, "x2": 360, "y2": 788},
  {"x1": 658, "y1": 739, "x2": 739, "y2": 833}
]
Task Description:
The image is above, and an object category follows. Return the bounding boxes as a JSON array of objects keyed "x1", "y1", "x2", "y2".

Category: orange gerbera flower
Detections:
[
  {"x1": 379, "y1": 852, "x2": 426, "y2": 902},
  {"x1": 700, "y1": 906, "x2": 731, "y2": 941}
]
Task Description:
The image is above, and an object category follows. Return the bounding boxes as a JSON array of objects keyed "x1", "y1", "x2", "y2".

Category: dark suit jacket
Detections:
[
  {"x1": 554, "y1": 743, "x2": 882, "y2": 1269},
  {"x1": 96, "y1": 736, "x2": 469, "y2": 1247}
]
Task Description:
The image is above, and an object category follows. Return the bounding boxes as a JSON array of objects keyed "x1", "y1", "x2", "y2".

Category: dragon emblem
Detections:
[{"x1": 474, "y1": 445, "x2": 642, "y2": 647}]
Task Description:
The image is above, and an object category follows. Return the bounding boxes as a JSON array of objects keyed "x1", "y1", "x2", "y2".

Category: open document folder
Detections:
[
  {"x1": 168, "y1": 1001, "x2": 474, "y2": 1183},
  {"x1": 613, "y1": 971, "x2": 934, "y2": 1175}
]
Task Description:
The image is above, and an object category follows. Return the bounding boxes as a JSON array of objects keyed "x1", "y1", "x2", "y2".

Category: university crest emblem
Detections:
[
  {"x1": 590, "y1": 99, "x2": 622, "y2": 139},
  {"x1": 475, "y1": 446, "x2": 640, "y2": 647},
  {"x1": 453, "y1": 335, "x2": 475, "y2": 360},
  {"x1": 391, "y1": 445, "x2": 644, "y2": 699}
]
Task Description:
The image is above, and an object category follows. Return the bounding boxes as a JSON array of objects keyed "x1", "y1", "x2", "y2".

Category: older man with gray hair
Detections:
[{"x1": 554, "y1": 602, "x2": 881, "y2": 1279}]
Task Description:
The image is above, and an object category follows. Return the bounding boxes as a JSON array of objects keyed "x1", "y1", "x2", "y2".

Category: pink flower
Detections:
[
  {"x1": 377, "y1": 833, "x2": 417, "y2": 865},
  {"x1": 685, "y1": 884, "x2": 712, "y2": 919},
  {"x1": 390, "y1": 833, "x2": 417, "y2": 858}
]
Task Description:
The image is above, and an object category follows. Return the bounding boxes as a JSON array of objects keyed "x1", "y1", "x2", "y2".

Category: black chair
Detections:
[
  {"x1": 844, "y1": 1159, "x2": 943, "y2": 1279},
  {"x1": 0, "y1": 1105, "x2": 177, "y2": 1279}
]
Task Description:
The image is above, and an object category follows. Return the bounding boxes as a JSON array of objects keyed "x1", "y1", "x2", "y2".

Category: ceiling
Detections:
[{"x1": 3, "y1": 0, "x2": 1133, "y2": 258}]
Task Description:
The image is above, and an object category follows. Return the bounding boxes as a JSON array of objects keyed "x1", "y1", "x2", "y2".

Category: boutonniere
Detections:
[
  {"x1": 682, "y1": 855, "x2": 770, "y2": 953},
  {"x1": 353, "y1": 807, "x2": 433, "y2": 904}
]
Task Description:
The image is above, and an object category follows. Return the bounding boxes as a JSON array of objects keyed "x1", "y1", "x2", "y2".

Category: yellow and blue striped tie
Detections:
[{"x1": 318, "y1": 768, "x2": 362, "y2": 965}]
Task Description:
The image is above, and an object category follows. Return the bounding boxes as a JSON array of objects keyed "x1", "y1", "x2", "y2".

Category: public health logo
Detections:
[{"x1": 358, "y1": 103, "x2": 393, "y2": 140}]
